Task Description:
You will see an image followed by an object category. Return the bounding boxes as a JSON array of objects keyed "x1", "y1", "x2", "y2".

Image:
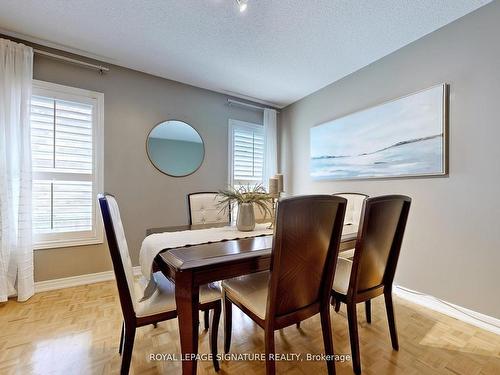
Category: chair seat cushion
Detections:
[
  {"x1": 332, "y1": 250, "x2": 354, "y2": 295},
  {"x1": 222, "y1": 271, "x2": 270, "y2": 320},
  {"x1": 339, "y1": 248, "x2": 355, "y2": 260},
  {"x1": 135, "y1": 272, "x2": 221, "y2": 318}
]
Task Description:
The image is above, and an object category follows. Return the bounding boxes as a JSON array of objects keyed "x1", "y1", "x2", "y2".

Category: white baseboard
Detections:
[
  {"x1": 34, "y1": 266, "x2": 142, "y2": 293},
  {"x1": 394, "y1": 285, "x2": 500, "y2": 335}
]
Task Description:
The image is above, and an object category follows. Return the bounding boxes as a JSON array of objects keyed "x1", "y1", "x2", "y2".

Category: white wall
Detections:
[{"x1": 279, "y1": 2, "x2": 500, "y2": 318}]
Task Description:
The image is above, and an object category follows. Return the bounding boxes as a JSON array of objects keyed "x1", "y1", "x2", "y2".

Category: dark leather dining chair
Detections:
[
  {"x1": 222, "y1": 195, "x2": 347, "y2": 374},
  {"x1": 98, "y1": 193, "x2": 222, "y2": 374},
  {"x1": 331, "y1": 195, "x2": 411, "y2": 374}
]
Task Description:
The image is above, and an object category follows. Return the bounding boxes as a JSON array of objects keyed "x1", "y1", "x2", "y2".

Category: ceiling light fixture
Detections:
[{"x1": 236, "y1": 0, "x2": 248, "y2": 12}]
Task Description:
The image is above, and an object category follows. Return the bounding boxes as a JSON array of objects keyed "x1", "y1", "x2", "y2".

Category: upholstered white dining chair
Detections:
[
  {"x1": 253, "y1": 199, "x2": 274, "y2": 223},
  {"x1": 187, "y1": 192, "x2": 229, "y2": 225},
  {"x1": 333, "y1": 193, "x2": 368, "y2": 227},
  {"x1": 98, "y1": 193, "x2": 222, "y2": 375},
  {"x1": 187, "y1": 191, "x2": 229, "y2": 330}
]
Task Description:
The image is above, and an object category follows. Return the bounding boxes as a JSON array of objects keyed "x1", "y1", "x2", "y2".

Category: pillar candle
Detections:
[
  {"x1": 275, "y1": 174, "x2": 284, "y2": 192},
  {"x1": 268, "y1": 177, "x2": 279, "y2": 196}
]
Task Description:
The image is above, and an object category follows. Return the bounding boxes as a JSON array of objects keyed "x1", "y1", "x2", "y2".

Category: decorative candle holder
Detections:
[
  {"x1": 267, "y1": 174, "x2": 284, "y2": 230},
  {"x1": 267, "y1": 194, "x2": 278, "y2": 230}
]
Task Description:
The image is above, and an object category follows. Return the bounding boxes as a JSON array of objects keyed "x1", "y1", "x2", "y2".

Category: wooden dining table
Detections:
[{"x1": 148, "y1": 223, "x2": 358, "y2": 375}]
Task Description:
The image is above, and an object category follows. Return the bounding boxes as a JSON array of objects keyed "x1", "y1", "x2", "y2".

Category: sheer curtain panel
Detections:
[
  {"x1": 0, "y1": 38, "x2": 34, "y2": 301},
  {"x1": 263, "y1": 108, "x2": 277, "y2": 189}
]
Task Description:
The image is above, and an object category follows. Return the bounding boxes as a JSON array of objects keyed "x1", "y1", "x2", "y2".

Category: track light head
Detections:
[{"x1": 236, "y1": 0, "x2": 248, "y2": 12}]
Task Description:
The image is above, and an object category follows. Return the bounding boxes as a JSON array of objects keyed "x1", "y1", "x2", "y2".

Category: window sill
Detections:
[{"x1": 33, "y1": 237, "x2": 104, "y2": 251}]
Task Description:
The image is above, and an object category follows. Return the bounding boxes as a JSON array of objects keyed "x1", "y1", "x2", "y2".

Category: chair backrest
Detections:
[
  {"x1": 266, "y1": 195, "x2": 347, "y2": 319},
  {"x1": 253, "y1": 199, "x2": 274, "y2": 222},
  {"x1": 187, "y1": 192, "x2": 229, "y2": 225},
  {"x1": 333, "y1": 193, "x2": 368, "y2": 226},
  {"x1": 350, "y1": 195, "x2": 411, "y2": 295},
  {"x1": 98, "y1": 193, "x2": 137, "y2": 319}
]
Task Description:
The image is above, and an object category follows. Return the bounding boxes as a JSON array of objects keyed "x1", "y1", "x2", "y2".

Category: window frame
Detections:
[
  {"x1": 32, "y1": 80, "x2": 104, "y2": 250},
  {"x1": 227, "y1": 119, "x2": 264, "y2": 187}
]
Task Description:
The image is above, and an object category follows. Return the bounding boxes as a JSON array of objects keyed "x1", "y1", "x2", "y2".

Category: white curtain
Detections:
[
  {"x1": 263, "y1": 108, "x2": 277, "y2": 189},
  {"x1": 0, "y1": 38, "x2": 34, "y2": 302}
]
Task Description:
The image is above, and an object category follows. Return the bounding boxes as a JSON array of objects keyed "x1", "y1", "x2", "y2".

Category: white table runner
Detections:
[{"x1": 139, "y1": 223, "x2": 273, "y2": 281}]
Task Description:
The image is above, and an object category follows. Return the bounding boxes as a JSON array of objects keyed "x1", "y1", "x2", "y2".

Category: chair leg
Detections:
[
  {"x1": 204, "y1": 310, "x2": 210, "y2": 331},
  {"x1": 334, "y1": 299, "x2": 341, "y2": 313},
  {"x1": 296, "y1": 322, "x2": 301, "y2": 328},
  {"x1": 320, "y1": 305, "x2": 336, "y2": 375},
  {"x1": 119, "y1": 321, "x2": 124, "y2": 355},
  {"x1": 264, "y1": 329, "x2": 276, "y2": 375},
  {"x1": 347, "y1": 302, "x2": 361, "y2": 374},
  {"x1": 209, "y1": 305, "x2": 221, "y2": 372},
  {"x1": 384, "y1": 291, "x2": 399, "y2": 350},
  {"x1": 120, "y1": 325, "x2": 136, "y2": 375},
  {"x1": 365, "y1": 300, "x2": 372, "y2": 324},
  {"x1": 224, "y1": 295, "x2": 232, "y2": 353}
]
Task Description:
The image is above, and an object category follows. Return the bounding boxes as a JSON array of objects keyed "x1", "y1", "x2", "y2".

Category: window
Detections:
[
  {"x1": 31, "y1": 80, "x2": 104, "y2": 249},
  {"x1": 228, "y1": 120, "x2": 265, "y2": 187}
]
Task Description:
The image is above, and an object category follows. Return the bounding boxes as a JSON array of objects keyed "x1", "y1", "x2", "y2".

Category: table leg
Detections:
[{"x1": 175, "y1": 270, "x2": 200, "y2": 375}]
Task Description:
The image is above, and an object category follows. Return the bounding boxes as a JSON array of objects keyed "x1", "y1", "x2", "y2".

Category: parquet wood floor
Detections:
[{"x1": 0, "y1": 280, "x2": 498, "y2": 374}]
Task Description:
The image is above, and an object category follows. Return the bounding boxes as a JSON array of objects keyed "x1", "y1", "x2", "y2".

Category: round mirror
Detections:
[{"x1": 146, "y1": 120, "x2": 205, "y2": 177}]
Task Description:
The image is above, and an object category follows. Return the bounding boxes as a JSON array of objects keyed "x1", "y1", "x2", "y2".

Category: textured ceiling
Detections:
[{"x1": 0, "y1": 0, "x2": 492, "y2": 107}]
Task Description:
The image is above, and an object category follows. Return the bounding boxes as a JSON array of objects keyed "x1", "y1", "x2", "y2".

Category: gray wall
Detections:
[
  {"x1": 279, "y1": 2, "x2": 500, "y2": 318},
  {"x1": 147, "y1": 138, "x2": 204, "y2": 176},
  {"x1": 14, "y1": 39, "x2": 263, "y2": 281}
]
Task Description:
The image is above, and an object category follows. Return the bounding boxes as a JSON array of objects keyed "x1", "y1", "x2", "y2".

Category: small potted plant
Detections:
[{"x1": 217, "y1": 184, "x2": 273, "y2": 231}]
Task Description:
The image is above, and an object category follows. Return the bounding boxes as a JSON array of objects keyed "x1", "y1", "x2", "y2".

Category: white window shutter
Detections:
[
  {"x1": 31, "y1": 81, "x2": 103, "y2": 249},
  {"x1": 229, "y1": 121, "x2": 265, "y2": 186}
]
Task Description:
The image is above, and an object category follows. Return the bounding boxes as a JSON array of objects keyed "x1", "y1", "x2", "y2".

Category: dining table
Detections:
[{"x1": 147, "y1": 223, "x2": 358, "y2": 375}]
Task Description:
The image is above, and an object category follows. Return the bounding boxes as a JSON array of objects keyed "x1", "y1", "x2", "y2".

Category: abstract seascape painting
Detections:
[{"x1": 310, "y1": 84, "x2": 448, "y2": 180}]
